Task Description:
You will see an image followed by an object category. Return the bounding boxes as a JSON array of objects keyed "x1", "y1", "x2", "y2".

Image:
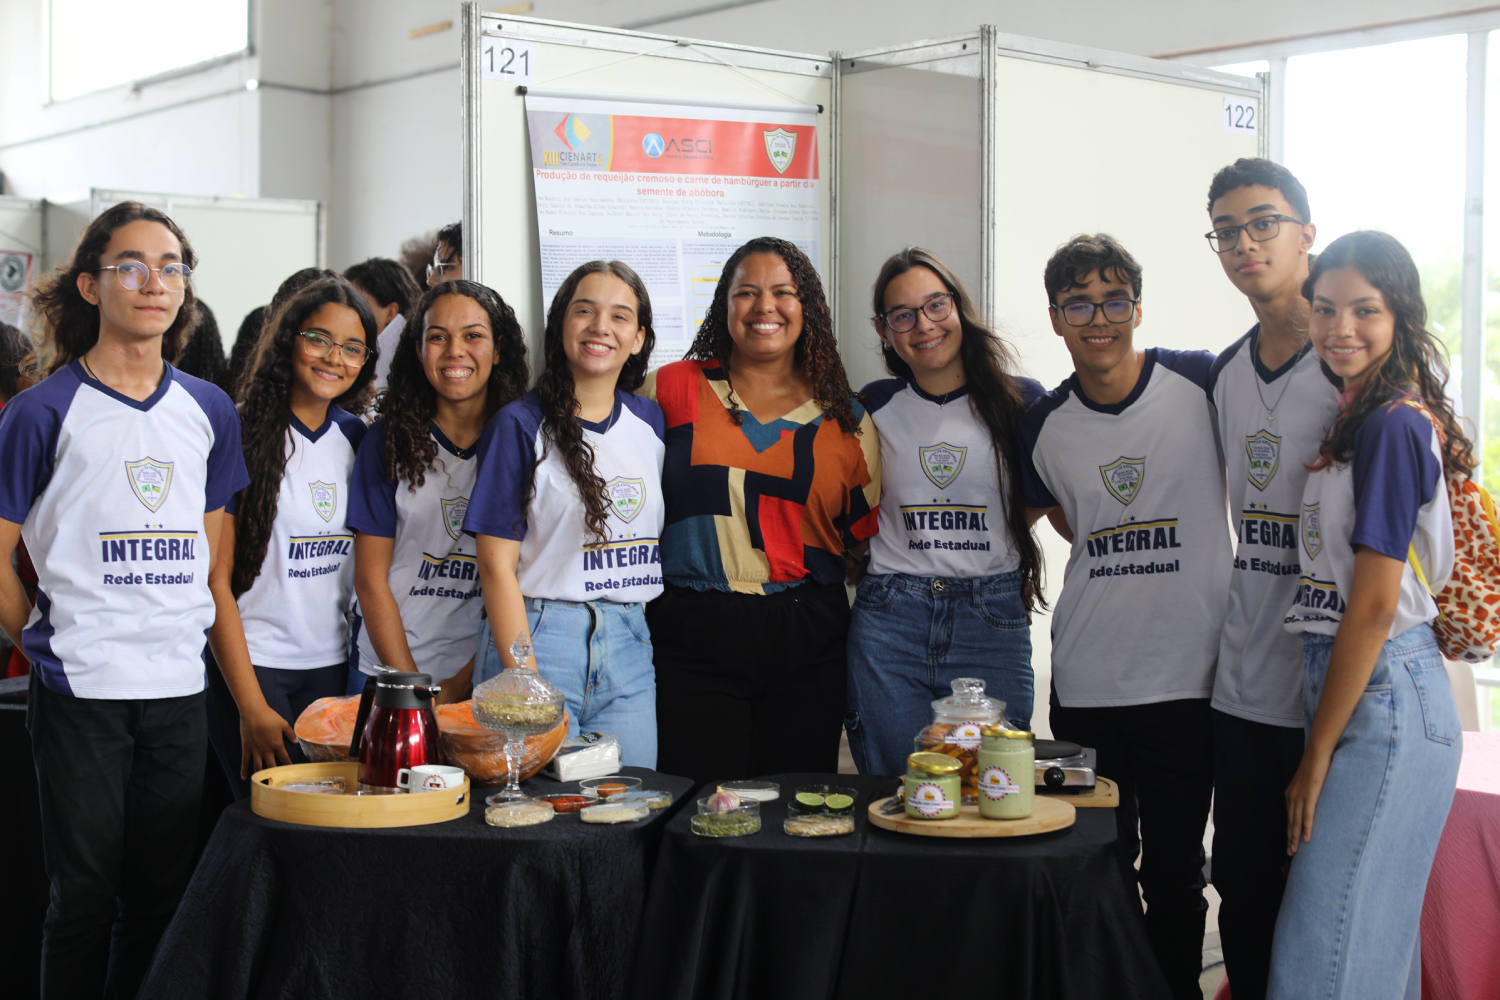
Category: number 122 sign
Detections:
[
  {"x1": 1223, "y1": 96, "x2": 1256, "y2": 135},
  {"x1": 482, "y1": 38, "x2": 534, "y2": 84}
]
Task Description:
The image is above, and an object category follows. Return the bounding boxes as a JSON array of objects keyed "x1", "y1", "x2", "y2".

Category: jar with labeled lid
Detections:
[
  {"x1": 912, "y1": 678, "x2": 1005, "y2": 803},
  {"x1": 904, "y1": 752, "x2": 962, "y2": 820},
  {"x1": 976, "y1": 725, "x2": 1034, "y2": 820}
]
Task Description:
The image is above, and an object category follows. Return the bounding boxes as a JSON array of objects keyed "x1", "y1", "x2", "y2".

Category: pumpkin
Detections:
[{"x1": 295, "y1": 695, "x2": 569, "y2": 785}]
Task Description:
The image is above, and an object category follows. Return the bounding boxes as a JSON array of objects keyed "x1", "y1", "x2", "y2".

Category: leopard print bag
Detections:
[{"x1": 1403, "y1": 402, "x2": 1500, "y2": 663}]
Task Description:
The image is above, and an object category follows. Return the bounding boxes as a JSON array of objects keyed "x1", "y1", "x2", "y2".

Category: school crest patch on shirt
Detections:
[
  {"x1": 1099, "y1": 456, "x2": 1145, "y2": 506},
  {"x1": 1245, "y1": 430, "x2": 1281, "y2": 492},
  {"x1": 125, "y1": 457, "x2": 173, "y2": 512},
  {"x1": 1302, "y1": 502, "x2": 1322, "y2": 560},
  {"x1": 604, "y1": 476, "x2": 646, "y2": 523},
  {"x1": 309, "y1": 481, "x2": 337, "y2": 522},
  {"x1": 920, "y1": 443, "x2": 967, "y2": 490},
  {"x1": 441, "y1": 496, "x2": 469, "y2": 540}
]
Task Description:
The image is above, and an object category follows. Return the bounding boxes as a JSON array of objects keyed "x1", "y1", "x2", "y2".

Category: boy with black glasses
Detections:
[
  {"x1": 1021, "y1": 233, "x2": 1229, "y2": 1000},
  {"x1": 1202, "y1": 158, "x2": 1336, "y2": 1000}
]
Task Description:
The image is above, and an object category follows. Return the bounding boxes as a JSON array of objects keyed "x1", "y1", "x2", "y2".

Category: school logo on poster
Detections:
[
  {"x1": 920, "y1": 443, "x2": 967, "y2": 490},
  {"x1": 1099, "y1": 456, "x2": 1145, "y2": 506},
  {"x1": 125, "y1": 458, "x2": 173, "y2": 513},
  {"x1": 309, "y1": 481, "x2": 337, "y2": 522},
  {"x1": 1302, "y1": 503, "x2": 1323, "y2": 560},
  {"x1": 604, "y1": 477, "x2": 646, "y2": 523},
  {"x1": 1245, "y1": 430, "x2": 1281, "y2": 492},
  {"x1": 763, "y1": 128, "x2": 797, "y2": 175},
  {"x1": 441, "y1": 496, "x2": 469, "y2": 540}
]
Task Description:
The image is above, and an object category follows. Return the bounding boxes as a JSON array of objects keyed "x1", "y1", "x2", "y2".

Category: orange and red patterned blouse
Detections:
[{"x1": 641, "y1": 359, "x2": 882, "y2": 595}]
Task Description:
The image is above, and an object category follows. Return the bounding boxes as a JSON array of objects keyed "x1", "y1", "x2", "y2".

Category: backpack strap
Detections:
[{"x1": 1407, "y1": 543, "x2": 1435, "y2": 597}]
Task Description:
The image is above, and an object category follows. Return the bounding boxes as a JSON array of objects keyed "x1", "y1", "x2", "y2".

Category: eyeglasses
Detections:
[
  {"x1": 880, "y1": 293, "x2": 954, "y2": 333},
  {"x1": 98, "y1": 261, "x2": 191, "y2": 291},
  {"x1": 1204, "y1": 214, "x2": 1303, "y2": 253},
  {"x1": 1054, "y1": 298, "x2": 1139, "y2": 327},
  {"x1": 298, "y1": 331, "x2": 369, "y2": 367}
]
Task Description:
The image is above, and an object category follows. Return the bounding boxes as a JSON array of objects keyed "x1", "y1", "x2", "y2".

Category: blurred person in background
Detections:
[
  {"x1": 427, "y1": 221, "x2": 463, "y2": 287},
  {"x1": 344, "y1": 257, "x2": 421, "y2": 394},
  {"x1": 174, "y1": 300, "x2": 227, "y2": 388}
]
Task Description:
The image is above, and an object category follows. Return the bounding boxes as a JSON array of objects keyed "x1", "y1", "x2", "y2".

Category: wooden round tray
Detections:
[
  {"x1": 867, "y1": 794, "x2": 1075, "y2": 838},
  {"x1": 251, "y1": 762, "x2": 470, "y2": 829},
  {"x1": 1041, "y1": 776, "x2": 1120, "y2": 808}
]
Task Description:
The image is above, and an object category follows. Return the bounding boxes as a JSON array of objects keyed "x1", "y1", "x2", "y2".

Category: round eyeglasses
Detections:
[
  {"x1": 298, "y1": 331, "x2": 369, "y2": 367},
  {"x1": 880, "y1": 293, "x2": 954, "y2": 334},
  {"x1": 1204, "y1": 214, "x2": 1303, "y2": 253},
  {"x1": 97, "y1": 261, "x2": 191, "y2": 291},
  {"x1": 1055, "y1": 298, "x2": 1139, "y2": 327}
]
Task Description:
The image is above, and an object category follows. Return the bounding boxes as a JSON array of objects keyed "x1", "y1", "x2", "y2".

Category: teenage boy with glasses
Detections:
[
  {"x1": 1202, "y1": 158, "x2": 1336, "y2": 1000},
  {"x1": 1020, "y1": 234, "x2": 1229, "y2": 1000}
]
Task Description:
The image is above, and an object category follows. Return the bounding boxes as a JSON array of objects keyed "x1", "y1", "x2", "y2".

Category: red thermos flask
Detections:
[{"x1": 351, "y1": 671, "x2": 442, "y2": 793}]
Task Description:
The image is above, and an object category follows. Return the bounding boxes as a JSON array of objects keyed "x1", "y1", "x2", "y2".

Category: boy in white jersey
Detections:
[
  {"x1": 1202, "y1": 159, "x2": 1335, "y2": 1000},
  {"x1": 0, "y1": 203, "x2": 249, "y2": 998},
  {"x1": 1020, "y1": 234, "x2": 1228, "y2": 1000}
]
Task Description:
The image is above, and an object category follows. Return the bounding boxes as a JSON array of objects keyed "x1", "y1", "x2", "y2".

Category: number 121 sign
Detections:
[{"x1": 482, "y1": 38, "x2": 534, "y2": 84}]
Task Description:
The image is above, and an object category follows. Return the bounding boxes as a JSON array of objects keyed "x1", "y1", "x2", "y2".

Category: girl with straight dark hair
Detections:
[
  {"x1": 1272, "y1": 230, "x2": 1467, "y2": 998},
  {"x1": 205, "y1": 278, "x2": 378, "y2": 798},
  {"x1": 466, "y1": 261, "x2": 664, "y2": 765},
  {"x1": 847, "y1": 248, "x2": 1047, "y2": 774}
]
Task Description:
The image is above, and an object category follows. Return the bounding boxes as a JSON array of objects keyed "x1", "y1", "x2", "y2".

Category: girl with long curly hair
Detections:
[
  {"x1": 346, "y1": 280, "x2": 528, "y2": 701},
  {"x1": 1273, "y1": 231, "x2": 1467, "y2": 998},
  {"x1": 464, "y1": 261, "x2": 663, "y2": 766},
  {"x1": 639, "y1": 237, "x2": 880, "y2": 783},
  {"x1": 203, "y1": 278, "x2": 377, "y2": 798},
  {"x1": 0, "y1": 202, "x2": 249, "y2": 996},
  {"x1": 846, "y1": 248, "x2": 1047, "y2": 776}
]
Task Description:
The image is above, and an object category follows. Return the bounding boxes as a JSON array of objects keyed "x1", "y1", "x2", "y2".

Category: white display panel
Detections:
[{"x1": 469, "y1": 11, "x2": 834, "y2": 363}]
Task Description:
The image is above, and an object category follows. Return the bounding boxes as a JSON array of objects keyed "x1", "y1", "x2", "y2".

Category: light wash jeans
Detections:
[
  {"x1": 845, "y1": 570, "x2": 1033, "y2": 776},
  {"x1": 1268, "y1": 623, "x2": 1461, "y2": 1000},
  {"x1": 476, "y1": 597, "x2": 658, "y2": 769}
]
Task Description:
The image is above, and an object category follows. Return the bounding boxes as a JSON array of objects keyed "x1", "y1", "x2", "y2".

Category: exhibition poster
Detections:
[{"x1": 524, "y1": 95, "x2": 821, "y2": 368}]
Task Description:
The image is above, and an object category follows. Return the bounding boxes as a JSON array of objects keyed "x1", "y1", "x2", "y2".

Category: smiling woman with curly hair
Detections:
[{"x1": 639, "y1": 237, "x2": 881, "y2": 783}]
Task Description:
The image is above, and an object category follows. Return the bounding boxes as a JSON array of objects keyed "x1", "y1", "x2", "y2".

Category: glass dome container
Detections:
[{"x1": 471, "y1": 636, "x2": 565, "y2": 802}]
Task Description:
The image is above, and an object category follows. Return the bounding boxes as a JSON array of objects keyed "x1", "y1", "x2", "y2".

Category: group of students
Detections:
[{"x1": 0, "y1": 153, "x2": 1469, "y2": 1000}]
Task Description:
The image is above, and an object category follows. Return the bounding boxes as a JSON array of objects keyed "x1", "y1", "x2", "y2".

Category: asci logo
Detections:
[{"x1": 642, "y1": 132, "x2": 665, "y2": 158}]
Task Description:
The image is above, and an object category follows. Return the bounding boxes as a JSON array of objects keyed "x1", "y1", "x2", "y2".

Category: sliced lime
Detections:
[
  {"x1": 824, "y1": 793, "x2": 854, "y2": 813},
  {"x1": 794, "y1": 791, "x2": 826, "y2": 811}
]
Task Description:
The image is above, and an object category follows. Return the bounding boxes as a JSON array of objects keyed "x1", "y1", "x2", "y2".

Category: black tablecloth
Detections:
[
  {"x1": 633, "y1": 773, "x2": 1171, "y2": 1000},
  {"x1": 139, "y1": 766, "x2": 694, "y2": 1000}
]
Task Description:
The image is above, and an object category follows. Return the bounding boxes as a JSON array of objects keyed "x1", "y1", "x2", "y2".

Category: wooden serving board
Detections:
[
  {"x1": 866, "y1": 794, "x2": 1075, "y2": 838},
  {"x1": 1040, "y1": 776, "x2": 1120, "y2": 808},
  {"x1": 251, "y1": 762, "x2": 470, "y2": 829}
]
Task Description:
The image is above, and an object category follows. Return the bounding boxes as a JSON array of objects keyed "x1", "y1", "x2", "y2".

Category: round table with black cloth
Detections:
[
  {"x1": 137, "y1": 766, "x2": 694, "y2": 1000},
  {"x1": 632, "y1": 772, "x2": 1171, "y2": 1000}
]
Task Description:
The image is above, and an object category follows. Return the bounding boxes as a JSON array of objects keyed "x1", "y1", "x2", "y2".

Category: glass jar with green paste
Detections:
[
  {"x1": 977, "y1": 725, "x2": 1034, "y2": 820},
  {"x1": 904, "y1": 752, "x2": 962, "y2": 820}
]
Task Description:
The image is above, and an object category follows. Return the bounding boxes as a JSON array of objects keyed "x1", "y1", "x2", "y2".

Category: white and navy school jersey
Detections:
[
  {"x1": 1020, "y1": 349, "x2": 1231, "y2": 708},
  {"x1": 862, "y1": 376, "x2": 1044, "y2": 579},
  {"x1": 0, "y1": 361, "x2": 248, "y2": 699},
  {"x1": 229, "y1": 409, "x2": 366, "y2": 670},
  {"x1": 1208, "y1": 326, "x2": 1342, "y2": 726},
  {"x1": 347, "y1": 419, "x2": 482, "y2": 682},
  {"x1": 464, "y1": 390, "x2": 666, "y2": 604},
  {"x1": 1285, "y1": 396, "x2": 1451, "y2": 641}
]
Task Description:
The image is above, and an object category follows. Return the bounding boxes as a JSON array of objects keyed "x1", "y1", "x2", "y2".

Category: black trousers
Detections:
[
  {"x1": 204, "y1": 651, "x2": 346, "y2": 800},
  {"x1": 1210, "y1": 708, "x2": 1305, "y2": 1000},
  {"x1": 27, "y1": 671, "x2": 207, "y2": 1000},
  {"x1": 647, "y1": 581, "x2": 849, "y2": 786},
  {"x1": 1050, "y1": 698, "x2": 1214, "y2": 1000}
]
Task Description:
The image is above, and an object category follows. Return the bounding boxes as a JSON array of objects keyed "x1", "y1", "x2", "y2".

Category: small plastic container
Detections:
[
  {"x1": 485, "y1": 799, "x2": 555, "y2": 827},
  {"x1": 610, "y1": 789, "x2": 675, "y2": 811},
  {"x1": 538, "y1": 793, "x2": 590, "y2": 814},
  {"x1": 580, "y1": 776, "x2": 643, "y2": 799},
  {"x1": 784, "y1": 814, "x2": 856, "y2": 837},
  {"x1": 689, "y1": 796, "x2": 762, "y2": 837},
  {"x1": 718, "y1": 779, "x2": 779, "y2": 802},
  {"x1": 580, "y1": 800, "x2": 651, "y2": 824},
  {"x1": 790, "y1": 784, "x2": 858, "y2": 815}
]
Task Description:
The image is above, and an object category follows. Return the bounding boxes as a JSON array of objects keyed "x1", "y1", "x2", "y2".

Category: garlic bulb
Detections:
[{"x1": 705, "y1": 785, "x2": 741, "y2": 813}]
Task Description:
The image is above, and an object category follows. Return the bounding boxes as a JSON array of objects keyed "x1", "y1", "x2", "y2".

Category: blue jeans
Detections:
[
  {"x1": 476, "y1": 598, "x2": 658, "y2": 769},
  {"x1": 1268, "y1": 623, "x2": 1461, "y2": 1000},
  {"x1": 845, "y1": 570, "x2": 1033, "y2": 776}
]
